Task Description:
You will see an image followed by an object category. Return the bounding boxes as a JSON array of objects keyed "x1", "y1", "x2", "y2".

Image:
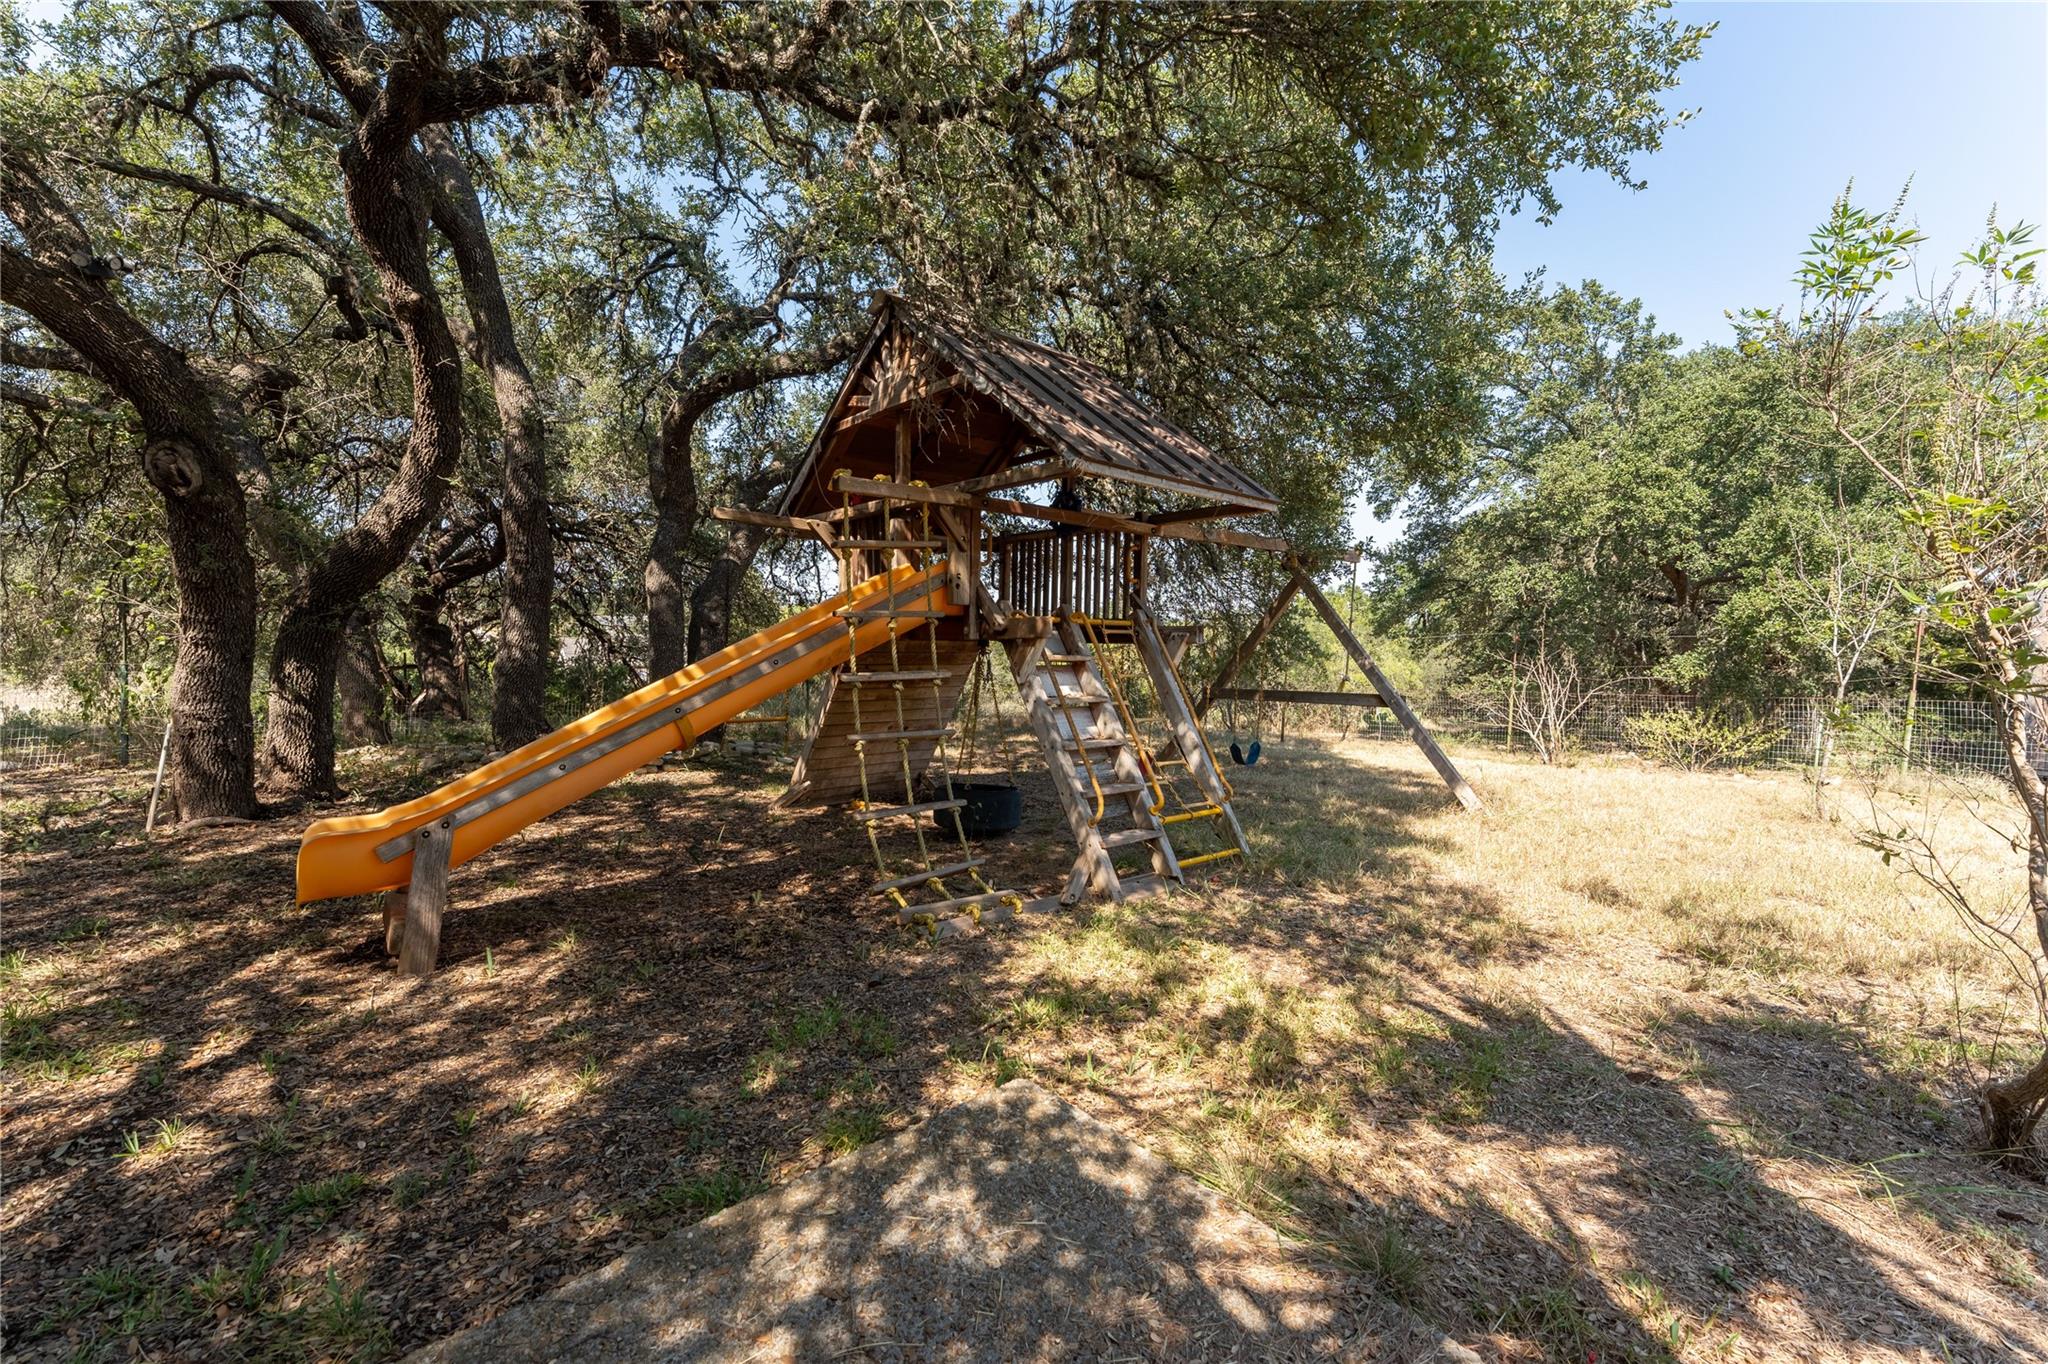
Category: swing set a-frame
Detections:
[{"x1": 294, "y1": 295, "x2": 1478, "y2": 972}]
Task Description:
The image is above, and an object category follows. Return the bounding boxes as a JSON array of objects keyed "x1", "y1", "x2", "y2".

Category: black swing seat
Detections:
[{"x1": 1229, "y1": 740, "x2": 1262, "y2": 766}]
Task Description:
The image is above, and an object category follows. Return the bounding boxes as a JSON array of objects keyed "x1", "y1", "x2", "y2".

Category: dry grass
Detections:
[
  {"x1": 978, "y1": 741, "x2": 2048, "y2": 1362},
  {"x1": 4, "y1": 739, "x2": 2046, "y2": 1362}
]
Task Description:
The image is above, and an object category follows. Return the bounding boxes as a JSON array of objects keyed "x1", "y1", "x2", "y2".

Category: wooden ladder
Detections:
[
  {"x1": 836, "y1": 515, "x2": 1024, "y2": 940},
  {"x1": 1010, "y1": 617, "x2": 1190, "y2": 904}
]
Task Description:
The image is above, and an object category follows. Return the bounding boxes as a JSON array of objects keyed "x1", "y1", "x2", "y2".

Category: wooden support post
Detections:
[
  {"x1": 1287, "y1": 564, "x2": 1484, "y2": 813},
  {"x1": 1196, "y1": 577, "x2": 1301, "y2": 718},
  {"x1": 1131, "y1": 609, "x2": 1250, "y2": 859},
  {"x1": 397, "y1": 821, "x2": 453, "y2": 976},
  {"x1": 1007, "y1": 629, "x2": 1121, "y2": 902}
]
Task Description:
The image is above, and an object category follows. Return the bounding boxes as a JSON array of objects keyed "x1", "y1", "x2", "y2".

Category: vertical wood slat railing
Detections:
[{"x1": 994, "y1": 528, "x2": 1145, "y2": 620}]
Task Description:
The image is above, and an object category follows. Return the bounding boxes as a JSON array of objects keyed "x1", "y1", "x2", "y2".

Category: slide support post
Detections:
[{"x1": 397, "y1": 821, "x2": 453, "y2": 976}]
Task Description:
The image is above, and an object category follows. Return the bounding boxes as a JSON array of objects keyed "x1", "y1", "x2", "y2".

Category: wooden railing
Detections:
[{"x1": 994, "y1": 527, "x2": 1148, "y2": 620}]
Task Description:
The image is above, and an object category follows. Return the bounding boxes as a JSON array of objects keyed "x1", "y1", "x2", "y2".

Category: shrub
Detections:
[{"x1": 1624, "y1": 708, "x2": 1776, "y2": 771}]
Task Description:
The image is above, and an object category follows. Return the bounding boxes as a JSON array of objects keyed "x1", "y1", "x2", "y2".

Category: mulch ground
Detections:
[{"x1": 3, "y1": 748, "x2": 1103, "y2": 1362}]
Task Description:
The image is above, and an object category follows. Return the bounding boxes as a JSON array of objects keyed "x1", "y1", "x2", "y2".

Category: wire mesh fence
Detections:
[
  {"x1": 0, "y1": 713, "x2": 167, "y2": 774},
  {"x1": 3, "y1": 688, "x2": 2037, "y2": 785},
  {"x1": 0, "y1": 672, "x2": 837, "y2": 779},
  {"x1": 1304, "y1": 691, "x2": 2032, "y2": 779}
]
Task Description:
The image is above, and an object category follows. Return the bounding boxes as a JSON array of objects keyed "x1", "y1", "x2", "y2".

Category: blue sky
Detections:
[
  {"x1": 1355, "y1": 0, "x2": 2048, "y2": 550},
  {"x1": 1493, "y1": 1, "x2": 2048, "y2": 350}
]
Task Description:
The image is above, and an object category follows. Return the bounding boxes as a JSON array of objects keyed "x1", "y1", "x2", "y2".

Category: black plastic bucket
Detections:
[{"x1": 933, "y1": 780, "x2": 1023, "y2": 838}]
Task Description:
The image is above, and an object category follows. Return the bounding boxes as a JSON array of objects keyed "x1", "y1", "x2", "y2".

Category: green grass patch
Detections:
[
  {"x1": 282, "y1": 1172, "x2": 367, "y2": 1222},
  {"x1": 815, "y1": 1107, "x2": 885, "y2": 1155},
  {"x1": 643, "y1": 1168, "x2": 763, "y2": 1220}
]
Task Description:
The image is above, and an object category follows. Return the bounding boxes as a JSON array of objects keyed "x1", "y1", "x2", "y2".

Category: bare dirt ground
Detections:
[{"x1": 4, "y1": 738, "x2": 2045, "y2": 1362}]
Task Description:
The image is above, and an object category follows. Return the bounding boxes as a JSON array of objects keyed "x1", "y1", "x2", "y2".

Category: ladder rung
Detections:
[
  {"x1": 1043, "y1": 653, "x2": 1090, "y2": 665},
  {"x1": 927, "y1": 901, "x2": 1022, "y2": 941},
  {"x1": 894, "y1": 888, "x2": 1019, "y2": 921},
  {"x1": 1177, "y1": 847, "x2": 1243, "y2": 869},
  {"x1": 1161, "y1": 805, "x2": 1223, "y2": 825},
  {"x1": 850, "y1": 727, "x2": 952, "y2": 744},
  {"x1": 1151, "y1": 755, "x2": 1190, "y2": 767},
  {"x1": 1048, "y1": 691, "x2": 1110, "y2": 707},
  {"x1": 1062, "y1": 737, "x2": 1125, "y2": 751},
  {"x1": 852, "y1": 798, "x2": 965, "y2": 822},
  {"x1": 1096, "y1": 782, "x2": 1147, "y2": 797},
  {"x1": 872, "y1": 858, "x2": 982, "y2": 893},
  {"x1": 1100, "y1": 828, "x2": 1162, "y2": 849},
  {"x1": 837, "y1": 609, "x2": 950, "y2": 620},
  {"x1": 835, "y1": 538, "x2": 944, "y2": 550},
  {"x1": 844, "y1": 670, "x2": 950, "y2": 684}
]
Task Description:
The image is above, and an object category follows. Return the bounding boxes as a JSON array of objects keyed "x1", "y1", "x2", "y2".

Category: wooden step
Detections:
[
  {"x1": 852, "y1": 798, "x2": 965, "y2": 822},
  {"x1": 894, "y1": 888, "x2": 1019, "y2": 921},
  {"x1": 872, "y1": 858, "x2": 982, "y2": 894},
  {"x1": 834, "y1": 538, "x2": 943, "y2": 550},
  {"x1": 1093, "y1": 781, "x2": 1148, "y2": 797},
  {"x1": 1115, "y1": 874, "x2": 1175, "y2": 903},
  {"x1": 927, "y1": 893, "x2": 1061, "y2": 941},
  {"x1": 1100, "y1": 828, "x2": 1163, "y2": 849},
  {"x1": 1043, "y1": 653, "x2": 1090, "y2": 665},
  {"x1": 1046, "y1": 690, "x2": 1111, "y2": 707},
  {"x1": 844, "y1": 670, "x2": 951, "y2": 684},
  {"x1": 850, "y1": 727, "x2": 952, "y2": 745},
  {"x1": 1062, "y1": 736, "x2": 1126, "y2": 751}
]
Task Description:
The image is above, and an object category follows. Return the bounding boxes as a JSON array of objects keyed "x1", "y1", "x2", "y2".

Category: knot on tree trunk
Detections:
[{"x1": 143, "y1": 436, "x2": 205, "y2": 497}]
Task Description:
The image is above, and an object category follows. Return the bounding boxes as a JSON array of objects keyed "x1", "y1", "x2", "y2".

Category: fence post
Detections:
[
  {"x1": 144, "y1": 710, "x2": 174, "y2": 834},
  {"x1": 116, "y1": 592, "x2": 132, "y2": 767},
  {"x1": 1900, "y1": 611, "x2": 1927, "y2": 777}
]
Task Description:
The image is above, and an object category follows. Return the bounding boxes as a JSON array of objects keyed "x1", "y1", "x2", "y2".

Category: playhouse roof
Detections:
[{"x1": 777, "y1": 296, "x2": 1278, "y2": 519}]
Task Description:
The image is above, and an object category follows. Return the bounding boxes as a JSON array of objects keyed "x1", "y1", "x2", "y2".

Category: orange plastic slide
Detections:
[{"x1": 296, "y1": 562, "x2": 960, "y2": 904}]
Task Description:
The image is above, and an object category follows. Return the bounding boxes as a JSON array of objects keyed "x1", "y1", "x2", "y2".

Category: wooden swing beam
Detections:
[
  {"x1": 1210, "y1": 687, "x2": 1385, "y2": 708},
  {"x1": 1195, "y1": 577, "x2": 1300, "y2": 718},
  {"x1": 1282, "y1": 558, "x2": 1483, "y2": 812}
]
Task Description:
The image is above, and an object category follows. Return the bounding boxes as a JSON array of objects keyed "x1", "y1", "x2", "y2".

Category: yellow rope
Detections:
[{"x1": 837, "y1": 475, "x2": 1018, "y2": 933}]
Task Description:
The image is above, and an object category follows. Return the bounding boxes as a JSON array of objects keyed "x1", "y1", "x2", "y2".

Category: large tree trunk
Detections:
[
  {"x1": 337, "y1": 611, "x2": 393, "y2": 745},
  {"x1": 419, "y1": 126, "x2": 553, "y2": 747},
  {"x1": 157, "y1": 451, "x2": 260, "y2": 821},
  {"x1": 251, "y1": 53, "x2": 472, "y2": 800},
  {"x1": 405, "y1": 580, "x2": 469, "y2": 720},
  {"x1": 687, "y1": 524, "x2": 772, "y2": 662},
  {"x1": 262, "y1": 612, "x2": 345, "y2": 794},
  {"x1": 1, "y1": 155, "x2": 259, "y2": 821},
  {"x1": 645, "y1": 399, "x2": 702, "y2": 679},
  {"x1": 1981, "y1": 611, "x2": 2048, "y2": 1168}
]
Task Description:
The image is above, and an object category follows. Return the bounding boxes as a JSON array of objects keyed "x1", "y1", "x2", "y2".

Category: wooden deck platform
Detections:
[{"x1": 779, "y1": 637, "x2": 982, "y2": 807}]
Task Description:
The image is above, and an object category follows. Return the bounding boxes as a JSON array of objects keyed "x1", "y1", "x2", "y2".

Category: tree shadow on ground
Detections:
[{"x1": 3, "y1": 745, "x2": 2042, "y2": 1361}]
